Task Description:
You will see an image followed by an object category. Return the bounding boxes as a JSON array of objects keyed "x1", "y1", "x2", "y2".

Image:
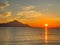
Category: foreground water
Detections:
[{"x1": 0, "y1": 27, "x2": 60, "y2": 45}]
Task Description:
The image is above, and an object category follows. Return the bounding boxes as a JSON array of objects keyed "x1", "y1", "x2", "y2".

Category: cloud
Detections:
[
  {"x1": 21, "y1": 5, "x2": 35, "y2": 11},
  {"x1": 16, "y1": 5, "x2": 42, "y2": 20},
  {"x1": 0, "y1": 1, "x2": 9, "y2": 9},
  {"x1": 5, "y1": 11, "x2": 11, "y2": 17},
  {"x1": 0, "y1": 11, "x2": 11, "y2": 18},
  {"x1": 17, "y1": 10, "x2": 42, "y2": 19},
  {"x1": 0, "y1": 17, "x2": 15, "y2": 23},
  {"x1": 47, "y1": 4, "x2": 53, "y2": 7},
  {"x1": 0, "y1": 11, "x2": 16, "y2": 23}
]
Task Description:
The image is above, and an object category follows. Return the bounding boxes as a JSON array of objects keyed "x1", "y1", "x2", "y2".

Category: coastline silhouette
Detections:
[{"x1": 0, "y1": 20, "x2": 30, "y2": 27}]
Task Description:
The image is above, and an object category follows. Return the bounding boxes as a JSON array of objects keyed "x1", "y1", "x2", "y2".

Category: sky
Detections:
[{"x1": 0, "y1": 0, "x2": 60, "y2": 28}]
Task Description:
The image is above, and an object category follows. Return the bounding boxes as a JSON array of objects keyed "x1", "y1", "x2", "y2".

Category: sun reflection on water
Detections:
[{"x1": 45, "y1": 24, "x2": 48, "y2": 45}]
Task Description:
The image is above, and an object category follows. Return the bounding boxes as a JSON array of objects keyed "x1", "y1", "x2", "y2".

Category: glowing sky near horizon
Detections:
[{"x1": 0, "y1": 0, "x2": 60, "y2": 27}]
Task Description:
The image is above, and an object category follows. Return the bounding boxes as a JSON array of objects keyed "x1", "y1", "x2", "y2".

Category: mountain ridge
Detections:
[{"x1": 0, "y1": 20, "x2": 30, "y2": 27}]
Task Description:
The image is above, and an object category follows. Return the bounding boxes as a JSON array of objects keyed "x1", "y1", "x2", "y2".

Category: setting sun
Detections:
[{"x1": 45, "y1": 24, "x2": 48, "y2": 27}]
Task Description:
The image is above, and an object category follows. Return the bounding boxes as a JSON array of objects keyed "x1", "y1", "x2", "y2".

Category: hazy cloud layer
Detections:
[
  {"x1": 0, "y1": 11, "x2": 11, "y2": 18},
  {"x1": 21, "y1": 5, "x2": 35, "y2": 11},
  {"x1": 0, "y1": 5, "x2": 60, "y2": 24},
  {"x1": 0, "y1": 17, "x2": 15, "y2": 23},
  {"x1": 0, "y1": 1, "x2": 9, "y2": 8},
  {"x1": 17, "y1": 5, "x2": 42, "y2": 20}
]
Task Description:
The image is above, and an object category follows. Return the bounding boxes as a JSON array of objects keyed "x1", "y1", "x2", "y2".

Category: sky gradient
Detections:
[{"x1": 0, "y1": 0, "x2": 60, "y2": 28}]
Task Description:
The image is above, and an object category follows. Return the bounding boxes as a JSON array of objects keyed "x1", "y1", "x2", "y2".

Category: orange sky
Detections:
[
  {"x1": 0, "y1": 0, "x2": 60, "y2": 28},
  {"x1": 20, "y1": 18, "x2": 60, "y2": 28}
]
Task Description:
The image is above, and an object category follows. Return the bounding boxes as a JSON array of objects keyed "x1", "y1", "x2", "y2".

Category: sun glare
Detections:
[{"x1": 45, "y1": 24, "x2": 48, "y2": 27}]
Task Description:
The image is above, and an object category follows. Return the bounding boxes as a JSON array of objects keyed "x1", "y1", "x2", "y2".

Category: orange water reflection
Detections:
[{"x1": 45, "y1": 27, "x2": 48, "y2": 45}]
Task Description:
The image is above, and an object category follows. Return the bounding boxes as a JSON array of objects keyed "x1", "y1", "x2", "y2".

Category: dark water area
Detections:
[{"x1": 0, "y1": 27, "x2": 60, "y2": 45}]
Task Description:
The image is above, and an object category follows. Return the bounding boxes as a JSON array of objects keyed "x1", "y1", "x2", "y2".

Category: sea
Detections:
[{"x1": 0, "y1": 27, "x2": 60, "y2": 45}]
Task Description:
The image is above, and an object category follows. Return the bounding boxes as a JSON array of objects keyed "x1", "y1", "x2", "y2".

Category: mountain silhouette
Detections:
[{"x1": 0, "y1": 20, "x2": 30, "y2": 27}]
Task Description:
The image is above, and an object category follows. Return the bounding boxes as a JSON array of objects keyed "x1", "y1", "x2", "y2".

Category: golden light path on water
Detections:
[{"x1": 45, "y1": 24, "x2": 48, "y2": 45}]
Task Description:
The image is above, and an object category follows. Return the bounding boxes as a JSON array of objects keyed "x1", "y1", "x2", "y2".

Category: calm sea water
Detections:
[{"x1": 0, "y1": 27, "x2": 60, "y2": 45}]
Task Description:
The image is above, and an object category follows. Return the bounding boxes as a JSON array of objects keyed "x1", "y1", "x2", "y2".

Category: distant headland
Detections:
[{"x1": 0, "y1": 20, "x2": 30, "y2": 27}]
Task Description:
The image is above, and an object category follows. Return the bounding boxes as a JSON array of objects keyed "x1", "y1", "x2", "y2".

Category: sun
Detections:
[{"x1": 45, "y1": 24, "x2": 48, "y2": 27}]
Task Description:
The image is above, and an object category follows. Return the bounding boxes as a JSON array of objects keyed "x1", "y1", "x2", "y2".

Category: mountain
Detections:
[{"x1": 0, "y1": 20, "x2": 30, "y2": 27}]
